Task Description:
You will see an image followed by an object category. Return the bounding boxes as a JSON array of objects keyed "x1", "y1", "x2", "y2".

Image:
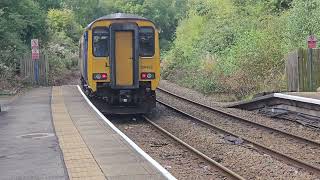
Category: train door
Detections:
[
  {"x1": 110, "y1": 23, "x2": 139, "y2": 89},
  {"x1": 115, "y1": 31, "x2": 133, "y2": 86}
]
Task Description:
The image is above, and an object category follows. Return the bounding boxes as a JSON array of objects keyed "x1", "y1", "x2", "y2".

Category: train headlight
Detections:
[
  {"x1": 93, "y1": 73, "x2": 107, "y2": 80},
  {"x1": 141, "y1": 72, "x2": 155, "y2": 80},
  {"x1": 95, "y1": 73, "x2": 102, "y2": 80}
]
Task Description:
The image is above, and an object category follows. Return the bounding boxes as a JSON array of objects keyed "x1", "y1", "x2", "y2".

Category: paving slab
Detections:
[{"x1": 0, "y1": 87, "x2": 68, "y2": 180}]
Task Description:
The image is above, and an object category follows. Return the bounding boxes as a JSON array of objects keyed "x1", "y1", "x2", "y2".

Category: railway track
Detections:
[
  {"x1": 157, "y1": 87, "x2": 320, "y2": 146},
  {"x1": 156, "y1": 87, "x2": 320, "y2": 175},
  {"x1": 142, "y1": 116, "x2": 245, "y2": 180}
]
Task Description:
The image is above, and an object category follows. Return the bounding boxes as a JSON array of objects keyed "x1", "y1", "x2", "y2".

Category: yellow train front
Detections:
[{"x1": 79, "y1": 13, "x2": 160, "y2": 114}]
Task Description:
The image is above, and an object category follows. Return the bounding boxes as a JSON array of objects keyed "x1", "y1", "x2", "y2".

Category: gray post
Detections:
[
  {"x1": 308, "y1": 48, "x2": 313, "y2": 91},
  {"x1": 34, "y1": 59, "x2": 39, "y2": 85}
]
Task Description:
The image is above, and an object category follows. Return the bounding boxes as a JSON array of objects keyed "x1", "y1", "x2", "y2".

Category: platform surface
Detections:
[
  {"x1": 0, "y1": 86, "x2": 169, "y2": 180},
  {"x1": 0, "y1": 87, "x2": 68, "y2": 180},
  {"x1": 0, "y1": 95, "x2": 14, "y2": 106}
]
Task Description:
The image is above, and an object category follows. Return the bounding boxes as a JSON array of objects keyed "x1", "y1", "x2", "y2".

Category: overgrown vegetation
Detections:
[
  {"x1": 0, "y1": 0, "x2": 186, "y2": 90},
  {"x1": 163, "y1": 0, "x2": 320, "y2": 98},
  {"x1": 1, "y1": 0, "x2": 320, "y2": 98}
]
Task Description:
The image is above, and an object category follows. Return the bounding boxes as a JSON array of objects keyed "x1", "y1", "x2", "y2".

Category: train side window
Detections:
[
  {"x1": 93, "y1": 27, "x2": 109, "y2": 57},
  {"x1": 139, "y1": 27, "x2": 155, "y2": 57}
]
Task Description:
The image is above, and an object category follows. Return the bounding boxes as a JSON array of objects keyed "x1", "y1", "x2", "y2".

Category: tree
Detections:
[
  {"x1": 285, "y1": 0, "x2": 320, "y2": 48},
  {"x1": 63, "y1": 0, "x2": 107, "y2": 26},
  {"x1": 111, "y1": 0, "x2": 187, "y2": 49},
  {"x1": 0, "y1": 0, "x2": 46, "y2": 69},
  {"x1": 47, "y1": 8, "x2": 82, "y2": 41},
  {"x1": 34, "y1": 0, "x2": 62, "y2": 10}
]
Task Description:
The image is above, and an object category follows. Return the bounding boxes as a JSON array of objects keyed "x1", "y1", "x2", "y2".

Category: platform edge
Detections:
[
  {"x1": 274, "y1": 93, "x2": 320, "y2": 105},
  {"x1": 76, "y1": 85, "x2": 177, "y2": 180}
]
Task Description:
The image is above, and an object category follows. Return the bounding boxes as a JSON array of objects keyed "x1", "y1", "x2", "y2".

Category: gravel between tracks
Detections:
[
  {"x1": 157, "y1": 91, "x2": 320, "y2": 169},
  {"x1": 110, "y1": 116, "x2": 230, "y2": 179},
  {"x1": 148, "y1": 105, "x2": 318, "y2": 180},
  {"x1": 159, "y1": 80, "x2": 320, "y2": 145}
]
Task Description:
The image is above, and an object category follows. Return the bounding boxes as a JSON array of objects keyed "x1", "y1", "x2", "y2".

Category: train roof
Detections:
[{"x1": 85, "y1": 13, "x2": 155, "y2": 30}]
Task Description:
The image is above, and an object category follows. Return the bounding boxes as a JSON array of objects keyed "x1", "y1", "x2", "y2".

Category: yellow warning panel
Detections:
[
  {"x1": 115, "y1": 31, "x2": 133, "y2": 86},
  {"x1": 51, "y1": 86, "x2": 106, "y2": 180}
]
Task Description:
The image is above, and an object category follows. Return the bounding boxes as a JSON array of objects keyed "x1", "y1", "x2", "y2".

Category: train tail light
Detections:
[
  {"x1": 93, "y1": 73, "x2": 108, "y2": 80},
  {"x1": 141, "y1": 72, "x2": 155, "y2": 80},
  {"x1": 101, "y1": 73, "x2": 107, "y2": 79}
]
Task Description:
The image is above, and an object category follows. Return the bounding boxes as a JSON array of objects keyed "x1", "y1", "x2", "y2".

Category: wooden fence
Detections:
[
  {"x1": 20, "y1": 54, "x2": 48, "y2": 86},
  {"x1": 286, "y1": 48, "x2": 320, "y2": 92}
]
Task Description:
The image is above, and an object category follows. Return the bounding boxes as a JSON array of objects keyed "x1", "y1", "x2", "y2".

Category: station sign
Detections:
[
  {"x1": 31, "y1": 39, "x2": 40, "y2": 60},
  {"x1": 32, "y1": 49, "x2": 40, "y2": 60},
  {"x1": 31, "y1": 39, "x2": 39, "y2": 48},
  {"x1": 307, "y1": 35, "x2": 317, "y2": 49}
]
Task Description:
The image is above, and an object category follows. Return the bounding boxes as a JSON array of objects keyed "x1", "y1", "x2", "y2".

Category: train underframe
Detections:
[{"x1": 81, "y1": 78, "x2": 156, "y2": 114}]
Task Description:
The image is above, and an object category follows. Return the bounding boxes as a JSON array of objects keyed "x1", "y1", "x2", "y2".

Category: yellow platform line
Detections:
[{"x1": 51, "y1": 86, "x2": 106, "y2": 180}]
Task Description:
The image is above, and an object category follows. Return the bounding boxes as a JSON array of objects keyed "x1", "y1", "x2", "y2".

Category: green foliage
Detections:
[
  {"x1": 3, "y1": 0, "x2": 319, "y2": 98},
  {"x1": 111, "y1": 0, "x2": 188, "y2": 49},
  {"x1": 0, "y1": 0, "x2": 46, "y2": 84},
  {"x1": 0, "y1": 0, "x2": 82, "y2": 86},
  {"x1": 0, "y1": 0, "x2": 188, "y2": 89},
  {"x1": 0, "y1": 0, "x2": 44, "y2": 58},
  {"x1": 47, "y1": 9, "x2": 82, "y2": 41},
  {"x1": 163, "y1": 0, "x2": 320, "y2": 98},
  {"x1": 173, "y1": 14, "x2": 204, "y2": 59},
  {"x1": 63, "y1": 0, "x2": 107, "y2": 26},
  {"x1": 61, "y1": 0, "x2": 188, "y2": 50},
  {"x1": 284, "y1": 0, "x2": 320, "y2": 48},
  {"x1": 34, "y1": 0, "x2": 62, "y2": 10},
  {"x1": 45, "y1": 8, "x2": 81, "y2": 84},
  {"x1": 45, "y1": 31, "x2": 78, "y2": 84}
]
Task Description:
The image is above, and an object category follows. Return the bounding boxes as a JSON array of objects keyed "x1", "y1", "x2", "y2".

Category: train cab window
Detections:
[
  {"x1": 93, "y1": 28, "x2": 109, "y2": 57},
  {"x1": 139, "y1": 27, "x2": 155, "y2": 57}
]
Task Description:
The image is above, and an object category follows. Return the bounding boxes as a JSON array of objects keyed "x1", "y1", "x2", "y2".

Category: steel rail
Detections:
[
  {"x1": 157, "y1": 87, "x2": 320, "y2": 147},
  {"x1": 156, "y1": 98, "x2": 320, "y2": 175},
  {"x1": 142, "y1": 116, "x2": 246, "y2": 180}
]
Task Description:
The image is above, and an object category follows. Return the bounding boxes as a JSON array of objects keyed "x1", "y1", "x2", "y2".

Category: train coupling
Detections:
[{"x1": 119, "y1": 90, "x2": 132, "y2": 103}]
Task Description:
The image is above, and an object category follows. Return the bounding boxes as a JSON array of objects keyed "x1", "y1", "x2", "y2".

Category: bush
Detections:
[
  {"x1": 45, "y1": 32, "x2": 79, "y2": 85},
  {"x1": 45, "y1": 8, "x2": 81, "y2": 85},
  {"x1": 162, "y1": 0, "x2": 320, "y2": 99},
  {"x1": 47, "y1": 9, "x2": 82, "y2": 41},
  {"x1": 0, "y1": 63, "x2": 20, "y2": 92}
]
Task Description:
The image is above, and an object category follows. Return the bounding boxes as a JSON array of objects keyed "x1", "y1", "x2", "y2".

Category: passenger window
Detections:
[
  {"x1": 93, "y1": 28, "x2": 109, "y2": 57},
  {"x1": 139, "y1": 27, "x2": 155, "y2": 57}
]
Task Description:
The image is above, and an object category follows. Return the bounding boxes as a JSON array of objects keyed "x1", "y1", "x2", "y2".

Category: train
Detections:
[{"x1": 79, "y1": 13, "x2": 160, "y2": 114}]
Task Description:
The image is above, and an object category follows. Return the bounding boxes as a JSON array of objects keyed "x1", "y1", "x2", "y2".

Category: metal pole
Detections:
[{"x1": 34, "y1": 60, "x2": 39, "y2": 85}]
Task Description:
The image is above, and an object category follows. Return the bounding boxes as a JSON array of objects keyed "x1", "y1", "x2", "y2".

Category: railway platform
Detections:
[
  {"x1": 0, "y1": 85, "x2": 174, "y2": 180},
  {"x1": 229, "y1": 92, "x2": 320, "y2": 112},
  {"x1": 228, "y1": 92, "x2": 320, "y2": 128}
]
